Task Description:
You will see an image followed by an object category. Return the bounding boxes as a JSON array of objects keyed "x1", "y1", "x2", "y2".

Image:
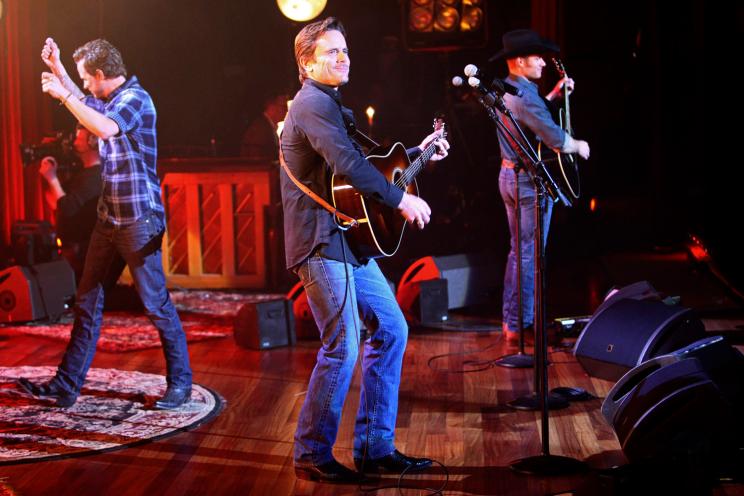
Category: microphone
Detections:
[
  {"x1": 463, "y1": 64, "x2": 482, "y2": 78},
  {"x1": 466, "y1": 76, "x2": 501, "y2": 108},
  {"x1": 464, "y1": 63, "x2": 523, "y2": 97}
]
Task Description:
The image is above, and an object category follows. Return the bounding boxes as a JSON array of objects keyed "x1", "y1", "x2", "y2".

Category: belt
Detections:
[{"x1": 501, "y1": 160, "x2": 521, "y2": 170}]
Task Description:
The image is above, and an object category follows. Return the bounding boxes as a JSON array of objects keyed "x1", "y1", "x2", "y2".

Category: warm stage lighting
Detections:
[
  {"x1": 0, "y1": 1, "x2": 4, "y2": 21},
  {"x1": 277, "y1": 0, "x2": 327, "y2": 22},
  {"x1": 403, "y1": 0, "x2": 487, "y2": 51}
]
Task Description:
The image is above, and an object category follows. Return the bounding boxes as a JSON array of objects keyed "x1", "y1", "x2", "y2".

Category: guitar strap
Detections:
[
  {"x1": 278, "y1": 142, "x2": 359, "y2": 228},
  {"x1": 277, "y1": 98, "x2": 380, "y2": 229}
]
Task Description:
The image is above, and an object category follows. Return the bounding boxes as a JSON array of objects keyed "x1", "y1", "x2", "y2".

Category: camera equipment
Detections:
[{"x1": 19, "y1": 131, "x2": 79, "y2": 169}]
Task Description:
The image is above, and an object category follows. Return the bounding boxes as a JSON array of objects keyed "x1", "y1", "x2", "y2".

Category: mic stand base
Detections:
[
  {"x1": 510, "y1": 454, "x2": 588, "y2": 476},
  {"x1": 494, "y1": 352, "x2": 534, "y2": 368},
  {"x1": 507, "y1": 392, "x2": 569, "y2": 411}
]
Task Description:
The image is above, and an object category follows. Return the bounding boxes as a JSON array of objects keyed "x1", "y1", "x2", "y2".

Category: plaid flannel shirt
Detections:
[{"x1": 85, "y1": 76, "x2": 164, "y2": 226}]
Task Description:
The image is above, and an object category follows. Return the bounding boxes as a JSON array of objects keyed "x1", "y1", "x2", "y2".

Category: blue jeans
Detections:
[
  {"x1": 294, "y1": 253, "x2": 408, "y2": 465},
  {"x1": 499, "y1": 167, "x2": 553, "y2": 330},
  {"x1": 53, "y1": 211, "x2": 192, "y2": 395}
]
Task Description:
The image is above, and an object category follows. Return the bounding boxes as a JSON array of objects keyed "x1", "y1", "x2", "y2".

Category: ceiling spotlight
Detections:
[{"x1": 277, "y1": 0, "x2": 327, "y2": 22}]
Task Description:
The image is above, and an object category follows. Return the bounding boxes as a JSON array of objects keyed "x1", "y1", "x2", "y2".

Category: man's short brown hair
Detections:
[
  {"x1": 73, "y1": 39, "x2": 127, "y2": 79},
  {"x1": 294, "y1": 17, "x2": 346, "y2": 84}
]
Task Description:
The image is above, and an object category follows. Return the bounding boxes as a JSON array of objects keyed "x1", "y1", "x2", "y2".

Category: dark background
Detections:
[{"x1": 38, "y1": 0, "x2": 732, "y2": 284}]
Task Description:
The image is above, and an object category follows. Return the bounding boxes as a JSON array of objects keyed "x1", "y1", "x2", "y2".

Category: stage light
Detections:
[
  {"x1": 277, "y1": 0, "x2": 327, "y2": 22},
  {"x1": 403, "y1": 0, "x2": 487, "y2": 51}
]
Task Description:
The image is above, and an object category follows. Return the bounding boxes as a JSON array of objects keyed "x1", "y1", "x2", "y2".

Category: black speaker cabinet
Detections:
[
  {"x1": 601, "y1": 343, "x2": 740, "y2": 466},
  {"x1": 234, "y1": 299, "x2": 296, "y2": 350},
  {"x1": 573, "y1": 298, "x2": 705, "y2": 381},
  {"x1": 417, "y1": 278, "x2": 449, "y2": 325},
  {"x1": 0, "y1": 260, "x2": 76, "y2": 323}
]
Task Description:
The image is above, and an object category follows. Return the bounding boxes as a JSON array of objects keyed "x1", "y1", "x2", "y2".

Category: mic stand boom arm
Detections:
[{"x1": 478, "y1": 94, "x2": 571, "y2": 208}]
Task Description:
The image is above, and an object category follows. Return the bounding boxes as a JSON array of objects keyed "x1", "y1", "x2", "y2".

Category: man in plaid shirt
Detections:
[{"x1": 18, "y1": 38, "x2": 192, "y2": 410}]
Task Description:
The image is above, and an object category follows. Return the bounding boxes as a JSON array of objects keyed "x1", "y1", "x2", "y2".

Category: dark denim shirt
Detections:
[
  {"x1": 280, "y1": 80, "x2": 406, "y2": 270},
  {"x1": 496, "y1": 75, "x2": 566, "y2": 165},
  {"x1": 84, "y1": 76, "x2": 163, "y2": 226}
]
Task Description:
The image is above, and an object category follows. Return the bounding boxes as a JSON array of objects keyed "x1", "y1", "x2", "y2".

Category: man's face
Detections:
[
  {"x1": 519, "y1": 55, "x2": 546, "y2": 80},
  {"x1": 305, "y1": 29, "x2": 350, "y2": 87},
  {"x1": 76, "y1": 59, "x2": 105, "y2": 98}
]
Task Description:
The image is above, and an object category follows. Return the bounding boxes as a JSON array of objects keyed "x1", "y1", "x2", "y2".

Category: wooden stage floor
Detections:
[{"x1": 1, "y1": 248, "x2": 743, "y2": 495}]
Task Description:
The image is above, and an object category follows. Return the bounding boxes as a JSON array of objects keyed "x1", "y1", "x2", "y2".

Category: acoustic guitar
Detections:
[
  {"x1": 331, "y1": 117, "x2": 446, "y2": 259},
  {"x1": 539, "y1": 58, "x2": 581, "y2": 200}
]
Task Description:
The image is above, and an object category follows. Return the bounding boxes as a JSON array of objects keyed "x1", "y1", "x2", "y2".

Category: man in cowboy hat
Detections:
[{"x1": 491, "y1": 29, "x2": 590, "y2": 343}]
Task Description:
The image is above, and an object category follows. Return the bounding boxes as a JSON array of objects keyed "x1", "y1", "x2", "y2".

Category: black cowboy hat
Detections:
[{"x1": 488, "y1": 29, "x2": 559, "y2": 61}]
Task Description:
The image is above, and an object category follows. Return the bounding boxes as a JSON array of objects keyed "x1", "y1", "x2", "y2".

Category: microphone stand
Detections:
[
  {"x1": 493, "y1": 148, "x2": 532, "y2": 369},
  {"x1": 476, "y1": 92, "x2": 586, "y2": 475}
]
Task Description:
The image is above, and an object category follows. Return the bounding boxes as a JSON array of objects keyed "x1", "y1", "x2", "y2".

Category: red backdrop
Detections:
[{"x1": 1, "y1": 1, "x2": 51, "y2": 254}]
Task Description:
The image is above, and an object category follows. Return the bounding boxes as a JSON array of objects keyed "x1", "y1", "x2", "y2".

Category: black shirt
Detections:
[
  {"x1": 56, "y1": 165, "x2": 102, "y2": 246},
  {"x1": 280, "y1": 80, "x2": 408, "y2": 270}
]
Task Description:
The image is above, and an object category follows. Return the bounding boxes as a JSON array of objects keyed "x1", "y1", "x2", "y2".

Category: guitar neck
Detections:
[{"x1": 397, "y1": 141, "x2": 438, "y2": 188}]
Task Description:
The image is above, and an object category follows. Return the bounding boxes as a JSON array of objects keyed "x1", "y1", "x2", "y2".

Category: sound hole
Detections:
[{"x1": 392, "y1": 168, "x2": 404, "y2": 187}]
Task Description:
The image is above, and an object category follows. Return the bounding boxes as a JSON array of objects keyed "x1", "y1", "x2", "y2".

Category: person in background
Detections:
[{"x1": 240, "y1": 91, "x2": 289, "y2": 160}]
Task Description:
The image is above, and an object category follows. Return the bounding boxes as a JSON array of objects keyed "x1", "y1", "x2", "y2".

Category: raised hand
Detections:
[
  {"x1": 41, "y1": 37, "x2": 66, "y2": 76},
  {"x1": 41, "y1": 71, "x2": 68, "y2": 101}
]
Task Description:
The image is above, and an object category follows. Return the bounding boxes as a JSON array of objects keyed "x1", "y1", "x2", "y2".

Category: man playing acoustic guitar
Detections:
[
  {"x1": 490, "y1": 29, "x2": 591, "y2": 343},
  {"x1": 281, "y1": 17, "x2": 449, "y2": 484}
]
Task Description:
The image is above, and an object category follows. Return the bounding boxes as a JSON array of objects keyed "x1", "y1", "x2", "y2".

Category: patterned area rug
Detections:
[
  {"x1": 0, "y1": 290, "x2": 283, "y2": 352},
  {"x1": 0, "y1": 366, "x2": 224, "y2": 465}
]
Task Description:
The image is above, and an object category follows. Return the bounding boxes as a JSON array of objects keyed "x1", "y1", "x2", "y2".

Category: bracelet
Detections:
[{"x1": 59, "y1": 92, "x2": 73, "y2": 106}]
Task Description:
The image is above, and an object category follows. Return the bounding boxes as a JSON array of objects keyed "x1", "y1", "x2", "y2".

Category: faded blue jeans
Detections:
[
  {"x1": 499, "y1": 167, "x2": 553, "y2": 330},
  {"x1": 53, "y1": 210, "x2": 192, "y2": 395},
  {"x1": 294, "y1": 252, "x2": 408, "y2": 465}
]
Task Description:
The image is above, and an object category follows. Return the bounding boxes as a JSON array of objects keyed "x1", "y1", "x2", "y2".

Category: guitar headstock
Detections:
[
  {"x1": 432, "y1": 114, "x2": 447, "y2": 140},
  {"x1": 552, "y1": 57, "x2": 567, "y2": 78}
]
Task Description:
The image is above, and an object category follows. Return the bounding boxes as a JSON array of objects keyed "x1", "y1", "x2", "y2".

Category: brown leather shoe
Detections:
[{"x1": 502, "y1": 323, "x2": 534, "y2": 345}]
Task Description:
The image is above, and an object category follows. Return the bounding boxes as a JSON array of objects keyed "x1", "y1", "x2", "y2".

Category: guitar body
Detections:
[
  {"x1": 539, "y1": 58, "x2": 581, "y2": 200},
  {"x1": 538, "y1": 108, "x2": 581, "y2": 200},
  {"x1": 331, "y1": 142, "x2": 418, "y2": 259}
]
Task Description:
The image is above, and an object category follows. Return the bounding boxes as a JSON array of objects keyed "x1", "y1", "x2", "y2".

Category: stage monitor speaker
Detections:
[
  {"x1": 602, "y1": 335, "x2": 744, "y2": 427},
  {"x1": 396, "y1": 253, "x2": 499, "y2": 323},
  {"x1": 573, "y1": 297, "x2": 705, "y2": 381},
  {"x1": 234, "y1": 299, "x2": 296, "y2": 350},
  {"x1": 601, "y1": 340, "x2": 741, "y2": 469},
  {"x1": 403, "y1": 278, "x2": 448, "y2": 326},
  {"x1": 0, "y1": 260, "x2": 76, "y2": 323}
]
